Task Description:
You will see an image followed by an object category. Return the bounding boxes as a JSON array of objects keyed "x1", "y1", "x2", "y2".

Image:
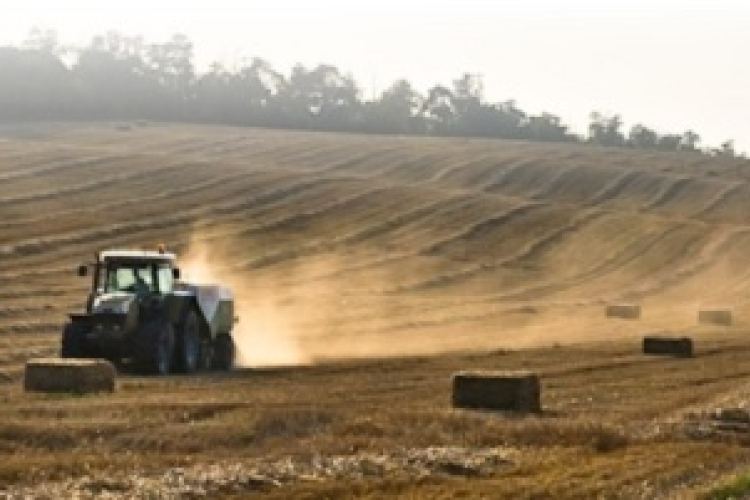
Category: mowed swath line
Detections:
[
  {"x1": 378, "y1": 211, "x2": 711, "y2": 305},
  {"x1": 659, "y1": 230, "x2": 750, "y2": 304},
  {"x1": 0, "y1": 152, "x2": 732, "y2": 300},
  {"x1": 695, "y1": 182, "x2": 750, "y2": 224},
  {"x1": 182, "y1": 184, "x2": 536, "y2": 282},
  {"x1": 0, "y1": 172, "x2": 310, "y2": 275},
  {"x1": 0, "y1": 147, "x2": 208, "y2": 199},
  {"x1": 0, "y1": 142, "x2": 369, "y2": 230},
  {"x1": 0, "y1": 167, "x2": 258, "y2": 235},
  {"x1": 0, "y1": 159, "x2": 211, "y2": 224},
  {"x1": 618, "y1": 226, "x2": 750, "y2": 301},
  {"x1": 496, "y1": 221, "x2": 714, "y2": 302},
  {"x1": 0, "y1": 171, "x2": 402, "y2": 280},
  {"x1": 0, "y1": 148, "x2": 536, "y2": 280},
  {"x1": 0, "y1": 151, "x2": 296, "y2": 230},
  {"x1": 0, "y1": 143, "x2": 736, "y2": 304},
  {"x1": 0, "y1": 153, "x2": 127, "y2": 185},
  {"x1": 1, "y1": 126, "x2": 750, "y2": 355},
  {"x1": 381, "y1": 204, "x2": 575, "y2": 293},
  {"x1": 0, "y1": 148, "x2": 107, "y2": 174}
]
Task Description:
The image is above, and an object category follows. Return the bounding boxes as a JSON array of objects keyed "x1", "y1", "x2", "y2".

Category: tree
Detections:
[
  {"x1": 363, "y1": 79, "x2": 423, "y2": 134},
  {"x1": 588, "y1": 112, "x2": 625, "y2": 147},
  {"x1": 451, "y1": 73, "x2": 483, "y2": 134},
  {"x1": 628, "y1": 124, "x2": 658, "y2": 149},
  {"x1": 238, "y1": 58, "x2": 286, "y2": 125},
  {"x1": 0, "y1": 46, "x2": 74, "y2": 120},
  {"x1": 525, "y1": 113, "x2": 573, "y2": 142},
  {"x1": 680, "y1": 130, "x2": 700, "y2": 152},
  {"x1": 146, "y1": 34, "x2": 195, "y2": 117},
  {"x1": 72, "y1": 32, "x2": 162, "y2": 119},
  {"x1": 278, "y1": 64, "x2": 361, "y2": 130},
  {"x1": 711, "y1": 140, "x2": 736, "y2": 157},
  {"x1": 0, "y1": 33, "x2": 741, "y2": 156},
  {"x1": 419, "y1": 85, "x2": 455, "y2": 134},
  {"x1": 657, "y1": 134, "x2": 682, "y2": 151}
]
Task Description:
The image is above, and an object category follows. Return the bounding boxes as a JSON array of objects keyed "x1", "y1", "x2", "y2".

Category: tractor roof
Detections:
[{"x1": 99, "y1": 249, "x2": 176, "y2": 262}]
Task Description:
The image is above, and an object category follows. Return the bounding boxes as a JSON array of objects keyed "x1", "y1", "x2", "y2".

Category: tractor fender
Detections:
[
  {"x1": 171, "y1": 286, "x2": 234, "y2": 339},
  {"x1": 169, "y1": 292, "x2": 210, "y2": 340}
]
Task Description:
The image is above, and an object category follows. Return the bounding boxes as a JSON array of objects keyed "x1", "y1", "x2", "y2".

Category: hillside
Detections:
[
  {"x1": 1, "y1": 122, "x2": 749, "y2": 366},
  {"x1": 2, "y1": 122, "x2": 750, "y2": 498}
]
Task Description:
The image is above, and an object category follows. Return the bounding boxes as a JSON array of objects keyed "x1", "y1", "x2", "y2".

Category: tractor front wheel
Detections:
[
  {"x1": 211, "y1": 333, "x2": 235, "y2": 372},
  {"x1": 174, "y1": 309, "x2": 201, "y2": 374},
  {"x1": 135, "y1": 320, "x2": 175, "y2": 376}
]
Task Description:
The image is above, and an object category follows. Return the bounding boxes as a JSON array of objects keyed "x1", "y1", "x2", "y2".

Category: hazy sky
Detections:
[{"x1": 1, "y1": 0, "x2": 748, "y2": 152}]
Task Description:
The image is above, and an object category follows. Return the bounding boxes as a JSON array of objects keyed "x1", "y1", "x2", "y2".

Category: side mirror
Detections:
[
  {"x1": 172, "y1": 267, "x2": 181, "y2": 280},
  {"x1": 77, "y1": 265, "x2": 88, "y2": 277}
]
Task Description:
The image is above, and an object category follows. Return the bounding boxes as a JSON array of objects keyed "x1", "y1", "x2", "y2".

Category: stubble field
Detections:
[{"x1": 1, "y1": 122, "x2": 750, "y2": 498}]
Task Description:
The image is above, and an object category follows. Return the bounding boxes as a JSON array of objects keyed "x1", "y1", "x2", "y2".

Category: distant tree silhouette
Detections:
[
  {"x1": 0, "y1": 46, "x2": 73, "y2": 120},
  {"x1": 278, "y1": 64, "x2": 361, "y2": 131},
  {"x1": 657, "y1": 134, "x2": 683, "y2": 152},
  {"x1": 0, "y1": 30, "x2": 741, "y2": 156},
  {"x1": 420, "y1": 85, "x2": 456, "y2": 135},
  {"x1": 713, "y1": 140, "x2": 736, "y2": 157},
  {"x1": 363, "y1": 79, "x2": 423, "y2": 134},
  {"x1": 524, "y1": 113, "x2": 574, "y2": 142},
  {"x1": 628, "y1": 124, "x2": 658, "y2": 149},
  {"x1": 681, "y1": 130, "x2": 701, "y2": 152},
  {"x1": 589, "y1": 113, "x2": 625, "y2": 147}
]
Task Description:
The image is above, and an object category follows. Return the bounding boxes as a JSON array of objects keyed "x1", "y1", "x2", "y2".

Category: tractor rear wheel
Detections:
[
  {"x1": 174, "y1": 309, "x2": 201, "y2": 374},
  {"x1": 135, "y1": 320, "x2": 175, "y2": 376},
  {"x1": 212, "y1": 333, "x2": 235, "y2": 372}
]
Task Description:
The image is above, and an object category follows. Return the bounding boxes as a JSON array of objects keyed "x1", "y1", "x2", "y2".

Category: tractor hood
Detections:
[{"x1": 92, "y1": 292, "x2": 135, "y2": 315}]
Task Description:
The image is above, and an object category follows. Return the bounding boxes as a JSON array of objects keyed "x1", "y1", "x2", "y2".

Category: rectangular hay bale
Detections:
[
  {"x1": 452, "y1": 371, "x2": 540, "y2": 412},
  {"x1": 606, "y1": 304, "x2": 641, "y2": 319},
  {"x1": 24, "y1": 358, "x2": 116, "y2": 394},
  {"x1": 698, "y1": 309, "x2": 732, "y2": 326},
  {"x1": 642, "y1": 336, "x2": 693, "y2": 358}
]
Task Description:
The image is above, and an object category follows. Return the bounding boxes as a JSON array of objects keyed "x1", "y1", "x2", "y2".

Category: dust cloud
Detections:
[
  {"x1": 174, "y1": 234, "x2": 616, "y2": 367},
  {"x1": 178, "y1": 237, "x2": 312, "y2": 368},
  {"x1": 173, "y1": 229, "x2": 736, "y2": 369}
]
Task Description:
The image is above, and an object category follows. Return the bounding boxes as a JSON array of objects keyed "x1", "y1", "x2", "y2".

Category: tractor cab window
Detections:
[
  {"x1": 105, "y1": 263, "x2": 155, "y2": 295},
  {"x1": 156, "y1": 265, "x2": 174, "y2": 294}
]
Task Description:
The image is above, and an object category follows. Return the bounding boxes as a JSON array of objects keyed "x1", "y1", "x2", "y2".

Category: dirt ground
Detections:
[{"x1": 1, "y1": 122, "x2": 750, "y2": 498}]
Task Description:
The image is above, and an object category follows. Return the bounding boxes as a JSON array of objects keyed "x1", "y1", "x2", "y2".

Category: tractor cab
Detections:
[{"x1": 79, "y1": 250, "x2": 180, "y2": 311}]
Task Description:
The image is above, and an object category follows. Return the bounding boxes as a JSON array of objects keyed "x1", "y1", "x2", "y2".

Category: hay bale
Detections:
[
  {"x1": 698, "y1": 309, "x2": 732, "y2": 326},
  {"x1": 452, "y1": 371, "x2": 540, "y2": 412},
  {"x1": 24, "y1": 358, "x2": 115, "y2": 394},
  {"x1": 606, "y1": 303, "x2": 641, "y2": 319},
  {"x1": 642, "y1": 336, "x2": 693, "y2": 358}
]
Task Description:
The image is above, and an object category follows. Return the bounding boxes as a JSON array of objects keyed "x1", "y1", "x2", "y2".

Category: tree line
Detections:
[{"x1": 0, "y1": 30, "x2": 740, "y2": 157}]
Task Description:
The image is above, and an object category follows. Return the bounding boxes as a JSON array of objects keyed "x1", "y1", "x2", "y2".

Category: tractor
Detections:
[{"x1": 61, "y1": 248, "x2": 236, "y2": 375}]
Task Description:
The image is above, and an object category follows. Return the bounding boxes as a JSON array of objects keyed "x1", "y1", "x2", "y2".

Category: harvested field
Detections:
[{"x1": 1, "y1": 123, "x2": 750, "y2": 498}]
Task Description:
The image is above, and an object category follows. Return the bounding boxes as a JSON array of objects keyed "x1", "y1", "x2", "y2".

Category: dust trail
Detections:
[
  {"x1": 178, "y1": 237, "x2": 311, "y2": 368},
  {"x1": 173, "y1": 222, "x2": 747, "y2": 368}
]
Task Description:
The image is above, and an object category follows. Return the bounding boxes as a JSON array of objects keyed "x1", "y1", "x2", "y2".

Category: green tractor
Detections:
[{"x1": 61, "y1": 248, "x2": 236, "y2": 375}]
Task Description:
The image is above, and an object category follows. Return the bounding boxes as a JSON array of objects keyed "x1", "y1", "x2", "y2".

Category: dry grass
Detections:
[{"x1": 0, "y1": 123, "x2": 750, "y2": 497}]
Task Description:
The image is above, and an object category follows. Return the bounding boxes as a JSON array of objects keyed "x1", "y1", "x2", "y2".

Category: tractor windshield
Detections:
[{"x1": 102, "y1": 261, "x2": 174, "y2": 295}]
